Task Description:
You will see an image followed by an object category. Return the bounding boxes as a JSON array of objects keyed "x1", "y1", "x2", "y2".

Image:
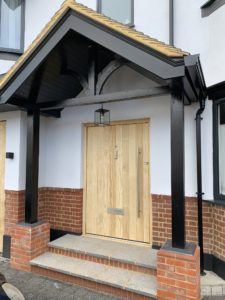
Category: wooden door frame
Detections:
[{"x1": 82, "y1": 118, "x2": 152, "y2": 245}]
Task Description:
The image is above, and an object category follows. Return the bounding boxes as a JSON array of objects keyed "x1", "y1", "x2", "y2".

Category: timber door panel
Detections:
[
  {"x1": 86, "y1": 121, "x2": 150, "y2": 243},
  {"x1": 0, "y1": 122, "x2": 6, "y2": 252}
]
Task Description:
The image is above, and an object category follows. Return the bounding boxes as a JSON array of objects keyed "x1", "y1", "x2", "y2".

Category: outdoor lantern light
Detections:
[{"x1": 94, "y1": 105, "x2": 110, "y2": 126}]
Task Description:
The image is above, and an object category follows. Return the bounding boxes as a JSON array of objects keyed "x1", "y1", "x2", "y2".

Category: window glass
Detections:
[
  {"x1": 100, "y1": 0, "x2": 133, "y2": 25},
  {"x1": 0, "y1": 0, "x2": 22, "y2": 51},
  {"x1": 219, "y1": 102, "x2": 225, "y2": 195}
]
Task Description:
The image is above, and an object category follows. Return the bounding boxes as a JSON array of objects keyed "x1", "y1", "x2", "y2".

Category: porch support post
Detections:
[
  {"x1": 25, "y1": 110, "x2": 40, "y2": 224},
  {"x1": 171, "y1": 79, "x2": 185, "y2": 249}
]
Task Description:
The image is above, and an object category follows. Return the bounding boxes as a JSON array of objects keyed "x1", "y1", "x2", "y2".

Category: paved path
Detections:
[{"x1": 0, "y1": 260, "x2": 122, "y2": 300}]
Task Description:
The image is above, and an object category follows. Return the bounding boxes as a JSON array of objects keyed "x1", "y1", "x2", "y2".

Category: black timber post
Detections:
[
  {"x1": 171, "y1": 78, "x2": 185, "y2": 249},
  {"x1": 25, "y1": 110, "x2": 40, "y2": 224}
]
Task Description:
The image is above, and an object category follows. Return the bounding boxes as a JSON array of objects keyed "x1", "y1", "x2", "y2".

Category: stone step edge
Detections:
[
  {"x1": 48, "y1": 244, "x2": 156, "y2": 276},
  {"x1": 30, "y1": 255, "x2": 156, "y2": 299}
]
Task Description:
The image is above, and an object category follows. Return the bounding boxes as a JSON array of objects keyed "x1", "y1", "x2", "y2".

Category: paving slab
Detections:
[
  {"x1": 30, "y1": 252, "x2": 157, "y2": 298},
  {"x1": 49, "y1": 234, "x2": 157, "y2": 269},
  {"x1": 201, "y1": 271, "x2": 225, "y2": 297}
]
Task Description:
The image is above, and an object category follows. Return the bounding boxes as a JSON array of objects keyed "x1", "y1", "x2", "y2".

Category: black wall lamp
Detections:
[{"x1": 94, "y1": 104, "x2": 110, "y2": 126}]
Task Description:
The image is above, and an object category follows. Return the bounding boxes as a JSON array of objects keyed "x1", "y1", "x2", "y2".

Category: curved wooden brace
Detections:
[{"x1": 96, "y1": 59, "x2": 125, "y2": 95}]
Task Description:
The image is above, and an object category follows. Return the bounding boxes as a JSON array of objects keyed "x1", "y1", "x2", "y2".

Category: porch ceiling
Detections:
[{"x1": 0, "y1": 0, "x2": 207, "y2": 111}]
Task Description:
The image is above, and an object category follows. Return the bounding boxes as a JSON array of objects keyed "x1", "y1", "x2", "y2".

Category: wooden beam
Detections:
[
  {"x1": 87, "y1": 44, "x2": 97, "y2": 96},
  {"x1": 40, "y1": 87, "x2": 170, "y2": 111},
  {"x1": 171, "y1": 79, "x2": 185, "y2": 249},
  {"x1": 28, "y1": 63, "x2": 46, "y2": 103}
]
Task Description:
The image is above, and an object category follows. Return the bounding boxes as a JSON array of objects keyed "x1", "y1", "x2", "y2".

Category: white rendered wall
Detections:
[
  {"x1": 42, "y1": 97, "x2": 213, "y2": 199},
  {"x1": 0, "y1": 111, "x2": 24, "y2": 190},
  {"x1": 134, "y1": 0, "x2": 169, "y2": 44}
]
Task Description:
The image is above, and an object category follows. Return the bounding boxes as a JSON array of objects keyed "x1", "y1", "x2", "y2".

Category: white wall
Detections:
[
  {"x1": 174, "y1": 0, "x2": 225, "y2": 86},
  {"x1": 134, "y1": 0, "x2": 169, "y2": 44},
  {"x1": 0, "y1": 111, "x2": 24, "y2": 190},
  {"x1": 202, "y1": 100, "x2": 214, "y2": 200},
  {"x1": 41, "y1": 97, "x2": 213, "y2": 199}
]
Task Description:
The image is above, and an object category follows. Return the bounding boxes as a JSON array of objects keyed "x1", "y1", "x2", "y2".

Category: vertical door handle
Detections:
[{"x1": 137, "y1": 147, "x2": 143, "y2": 218}]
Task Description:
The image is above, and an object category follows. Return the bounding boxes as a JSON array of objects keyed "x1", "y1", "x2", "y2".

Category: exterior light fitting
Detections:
[{"x1": 94, "y1": 104, "x2": 110, "y2": 126}]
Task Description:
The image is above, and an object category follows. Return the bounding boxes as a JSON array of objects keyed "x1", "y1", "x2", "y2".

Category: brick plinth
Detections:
[
  {"x1": 157, "y1": 241, "x2": 200, "y2": 300},
  {"x1": 11, "y1": 221, "x2": 50, "y2": 272}
]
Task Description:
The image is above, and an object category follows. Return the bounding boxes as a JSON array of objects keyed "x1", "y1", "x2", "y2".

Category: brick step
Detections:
[
  {"x1": 48, "y1": 234, "x2": 157, "y2": 276},
  {"x1": 30, "y1": 252, "x2": 157, "y2": 300}
]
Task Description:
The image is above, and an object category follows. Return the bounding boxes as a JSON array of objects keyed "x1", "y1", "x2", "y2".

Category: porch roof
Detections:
[
  {"x1": 0, "y1": 0, "x2": 189, "y2": 92},
  {"x1": 0, "y1": 0, "x2": 206, "y2": 111}
]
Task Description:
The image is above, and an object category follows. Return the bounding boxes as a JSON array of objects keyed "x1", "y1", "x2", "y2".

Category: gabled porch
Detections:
[{"x1": 0, "y1": 0, "x2": 207, "y2": 299}]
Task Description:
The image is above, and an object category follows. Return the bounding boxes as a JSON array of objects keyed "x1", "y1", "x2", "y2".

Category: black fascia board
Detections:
[
  {"x1": 208, "y1": 81, "x2": 225, "y2": 100},
  {"x1": 201, "y1": 0, "x2": 216, "y2": 9},
  {"x1": 201, "y1": 0, "x2": 225, "y2": 17},
  {"x1": 70, "y1": 10, "x2": 185, "y2": 68},
  {"x1": 0, "y1": 9, "x2": 187, "y2": 106},
  {"x1": 184, "y1": 55, "x2": 207, "y2": 102}
]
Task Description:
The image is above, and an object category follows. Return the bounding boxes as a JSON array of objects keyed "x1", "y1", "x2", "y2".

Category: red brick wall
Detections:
[
  {"x1": 4, "y1": 190, "x2": 225, "y2": 265},
  {"x1": 213, "y1": 204, "x2": 225, "y2": 261},
  {"x1": 4, "y1": 188, "x2": 83, "y2": 237},
  {"x1": 152, "y1": 194, "x2": 219, "y2": 260},
  {"x1": 41, "y1": 188, "x2": 83, "y2": 234}
]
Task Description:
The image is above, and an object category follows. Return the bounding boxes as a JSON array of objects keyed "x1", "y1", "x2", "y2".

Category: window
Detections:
[
  {"x1": 98, "y1": 0, "x2": 134, "y2": 26},
  {"x1": 214, "y1": 99, "x2": 225, "y2": 201},
  {"x1": 0, "y1": 0, "x2": 25, "y2": 53}
]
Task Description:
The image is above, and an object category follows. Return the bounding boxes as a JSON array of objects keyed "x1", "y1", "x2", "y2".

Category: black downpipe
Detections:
[
  {"x1": 169, "y1": 0, "x2": 174, "y2": 46},
  {"x1": 196, "y1": 98, "x2": 206, "y2": 275}
]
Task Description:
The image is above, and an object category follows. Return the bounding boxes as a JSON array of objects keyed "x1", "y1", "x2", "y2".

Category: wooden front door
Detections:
[
  {"x1": 85, "y1": 120, "x2": 151, "y2": 243},
  {"x1": 0, "y1": 122, "x2": 6, "y2": 252}
]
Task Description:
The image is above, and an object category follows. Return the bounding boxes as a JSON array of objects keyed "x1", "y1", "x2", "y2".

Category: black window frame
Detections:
[
  {"x1": 0, "y1": 0, "x2": 25, "y2": 54},
  {"x1": 97, "y1": 0, "x2": 134, "y2": 27},
  {"x1": 213, "y1": 98, "x2": 225, "y2": 202}
]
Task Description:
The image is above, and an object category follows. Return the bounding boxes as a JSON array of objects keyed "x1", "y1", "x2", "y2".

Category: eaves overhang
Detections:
[
  {"x1": 208, "y1": 81, "x2": 225, "y2": 100},
  {"x1": 183, "y1": 55, "x2": 207, "y2": 104}
]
